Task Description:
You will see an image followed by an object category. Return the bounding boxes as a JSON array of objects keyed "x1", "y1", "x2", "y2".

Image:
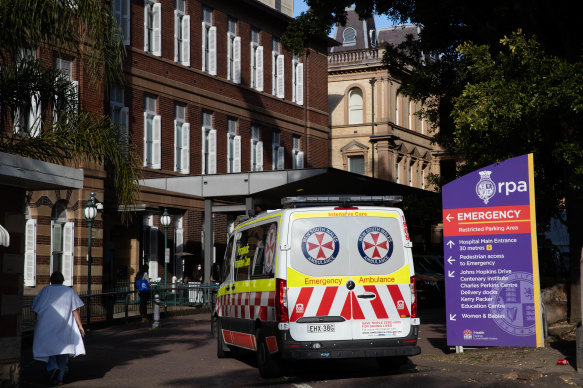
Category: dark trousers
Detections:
[{"x1": 139, "y1": 291, "x2": 150, "y2": 317}]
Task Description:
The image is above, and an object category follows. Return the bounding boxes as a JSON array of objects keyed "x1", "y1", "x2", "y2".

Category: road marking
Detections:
[{"x1": 293, "y1": 384, "x2": 313, "y2": 388}]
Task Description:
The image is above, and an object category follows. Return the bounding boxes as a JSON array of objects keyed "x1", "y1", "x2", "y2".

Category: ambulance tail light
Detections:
[
  {"x1": 410, "y1": 276, "x2": 417, "y2": 318},
  {"x1": 276, "y1": 278, "x2": 289, "y2": 323}
]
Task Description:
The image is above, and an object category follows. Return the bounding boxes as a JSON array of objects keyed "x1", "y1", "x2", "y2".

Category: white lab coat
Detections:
[{"x1": 31, "y1": 284, "x2": 86, "y2": 362}]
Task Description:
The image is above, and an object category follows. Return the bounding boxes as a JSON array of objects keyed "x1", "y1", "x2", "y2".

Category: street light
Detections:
[
  {"x1": 84, "y1": 192, "x2": 97, "y2": 295},
  {"x1": 160, "y1": 208, "x2": 172, "y2": 289},
  {"x1": 83, "y1": 192, "x2": 97, "y2": 325}
]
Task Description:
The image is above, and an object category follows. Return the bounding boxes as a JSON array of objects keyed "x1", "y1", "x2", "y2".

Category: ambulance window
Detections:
[
  {"x1": 251, "y1": 222, "x2": 277, "y2": 278},
  {"x1": 222, "y1": 235, "x2": 235, "y2": 282},
  {"x1": 234, "y1": 230, "x2": 251, "y2": 282}
]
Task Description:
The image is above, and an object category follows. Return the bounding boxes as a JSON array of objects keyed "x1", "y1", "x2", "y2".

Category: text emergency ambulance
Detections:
[{"x1": 212, "y1": 196, "x2": 420, "y2": 377}]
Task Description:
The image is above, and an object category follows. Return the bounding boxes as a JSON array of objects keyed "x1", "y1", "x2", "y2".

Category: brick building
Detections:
[
  {"x1": 101, "y1": 0, "x2": 330, "y2": 288},
  {"x1": 15, "y1": 0, "x2": 329, "y2": 301}
]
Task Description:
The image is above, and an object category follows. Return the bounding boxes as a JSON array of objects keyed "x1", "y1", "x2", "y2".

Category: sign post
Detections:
[{"x1": 443, "y1": 154, "x2": 543, "y2": 347}]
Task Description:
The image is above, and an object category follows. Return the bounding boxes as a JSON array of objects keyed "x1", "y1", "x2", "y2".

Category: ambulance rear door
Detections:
[{"x1": 286, "y1": 209, "x2": 412, "y2": 341}]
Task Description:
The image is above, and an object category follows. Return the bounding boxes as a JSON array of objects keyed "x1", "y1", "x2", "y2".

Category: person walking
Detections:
[
  {"x1": 135, "y1": 265, "x2": 151, "y2": 322},
  {"x1": 31, "y1": 271, "x2": 85, "y2": 386}
]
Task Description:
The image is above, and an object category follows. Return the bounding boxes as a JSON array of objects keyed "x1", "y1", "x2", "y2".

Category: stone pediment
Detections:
[{"x1": 340, "y1": 140, "x2": 369, "y2": 152}]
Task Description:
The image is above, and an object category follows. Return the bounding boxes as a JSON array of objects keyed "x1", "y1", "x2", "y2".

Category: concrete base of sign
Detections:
[{"x1": 456, "y1": 346, "x2": 464, "y2": 353}]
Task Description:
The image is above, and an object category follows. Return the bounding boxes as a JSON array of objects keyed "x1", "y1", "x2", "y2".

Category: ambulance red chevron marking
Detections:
[{"x1": 288, "y1": 284, "x2": 411, "y2": 321}]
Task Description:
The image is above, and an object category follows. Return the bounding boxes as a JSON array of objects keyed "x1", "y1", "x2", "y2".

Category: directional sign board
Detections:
[{"x1": 442, "y1": 154, "x2": 543, "y2": 347}]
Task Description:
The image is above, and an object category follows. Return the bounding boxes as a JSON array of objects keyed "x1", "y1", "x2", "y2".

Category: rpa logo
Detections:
[{"x1": 476, "y1": 170, "x2": 527, "y2": 205}]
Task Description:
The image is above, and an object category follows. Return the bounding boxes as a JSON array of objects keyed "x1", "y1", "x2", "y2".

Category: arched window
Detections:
[
  {"x1": 343, "y1": 27, "x2": 356, "y2": 46},
  {"x1": 348, "y1": 88, "x2": 363, "y2": 124}
]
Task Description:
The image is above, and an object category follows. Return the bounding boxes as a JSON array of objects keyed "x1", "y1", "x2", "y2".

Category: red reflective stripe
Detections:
[
  {"x1": 267, "y1": 291, "x2": 275, "y2": 306},
  {"x1": 266, "y1": 336, "x2": 278, "y2": 353},
  {"x1": 387, "y1": 285, "x2": 410, "y2": 317},
  {"x1": 351, "y1": 292, "x2": 365, "y2": 319},
  {"x1": 258, "y1": 306, "x2": 267, "y2": 321},
  {"x1": 316, "y1": 286, "x2": 337, "y2": 316},
  {"x1": 290, "y1": 287, "x2": 314, "y2": 322},
  {"x1": 223, "y1": 330, "x2": 257, "y2": 351},
  {"x1": 363, "y1": 285, "x2": 388, "y2": 319},
  {"x1": 340, "y1": 292, "x2": 351, "y2": 320},
  {"x1": 255, "y1": 292, "x2": 262, "y2": 306}
]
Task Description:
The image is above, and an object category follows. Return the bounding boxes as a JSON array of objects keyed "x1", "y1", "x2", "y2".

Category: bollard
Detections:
[{"x1": 152, "y1": 293, "x2": 160, "y2": 328}]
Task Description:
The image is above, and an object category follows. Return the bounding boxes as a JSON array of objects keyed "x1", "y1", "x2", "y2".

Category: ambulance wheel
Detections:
[
  {"x1": 215, "y1": 317, "x2": 231, "y2": 358},
  {"x1": 256, "y1": 330, "x2": 282, "y2": 378}
]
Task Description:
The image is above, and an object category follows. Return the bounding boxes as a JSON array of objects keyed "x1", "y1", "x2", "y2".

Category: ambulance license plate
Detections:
[{"x1": 307, "y1": 324, "x2": 335, "y2": 333}]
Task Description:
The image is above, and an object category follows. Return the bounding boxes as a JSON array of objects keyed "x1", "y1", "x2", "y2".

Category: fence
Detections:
[{"x1": 22, "y1": 283, "x2": 219, "y2": 331}]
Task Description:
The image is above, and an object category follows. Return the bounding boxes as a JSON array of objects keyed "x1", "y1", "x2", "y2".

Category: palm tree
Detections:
[{"x1": 0, "y1": 0, "x2": 140, "y2": 216}]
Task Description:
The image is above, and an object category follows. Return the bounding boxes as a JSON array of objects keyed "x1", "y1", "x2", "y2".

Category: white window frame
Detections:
[
  {"x1": 144, "y1": 1, "x2": 161, "y2": 56},
  {"x1": 250, "y1": 28, "x2": 263, "y2": 91},
  {"x1": 174, "y1": 0, "x2": 190, "y2": 66},
  {"x1": 202, "y1": 111, "x2": 216, "y2": 174},
  {"x1": 272, "y1": 38, "x2": 282, "y2": 96},
  {"x1": 15, "y1": 48, "x2": 41, "y2": 137},
  {"x1": 348, "y1": 88, "x2": 363, "y2": 124},
  {"x1": 143, "y1": 95, "x2": 161, "y2": 169},
  {"x1": 227, "y1": 117, "x2": 241, "y2": 173},
  {"x1": 408, "y1": 101, "x2": 412, "y2": 130},
  {"x1": 292, "y1": 135, "x2": 304, "y2": 169},
  {"x1": 174, "y1": 103, "x2": 190, "y2": 174},
  {"x1": 112, "y1": 0, "x2": 130, "y2": 45},
  {"x1": 272, "y1": 130, "x2": 284, "y2": 170},
  {"x1": 292, "y1": 56, "x2": 304, "y2": 105},
  {"x1": 53, "y1": 55, "x2": 78, "y2": 124},
  {"x1": 409, "y1": 161, "x2": 414, "y2": 187},
  {"x1": 202, "y1": 7, "x2": 216, "y2": 75},
  {"x1": 395, "y1": 94, "x2": 400, "y2": 126},
  {"x1": 24, "y1": 218, "x2": 37, "y2": 287},
  {"x1": 227, "y1": 17, "x2": 241, "y2": 84},
  {"x1": 251, "y1": 125, "x2": 263, "y2": 171}
]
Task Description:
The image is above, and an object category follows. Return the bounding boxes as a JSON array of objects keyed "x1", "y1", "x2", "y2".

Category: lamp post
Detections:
[
  {"x1": 160, "y1": 208, "x2": 172, "y2": 289},
  {"x1": 369, "y1": 77, "x2": 376, "y2": 178},
  {"x1": 83, "y1": 192, "x2": 97, "y2": 325}
]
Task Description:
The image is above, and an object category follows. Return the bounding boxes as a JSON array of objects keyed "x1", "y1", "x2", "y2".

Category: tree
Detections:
[
  {"x1": 0, "y1": 0, "x2": 140, "y2": 215},
  {"x1": 283, "y1": 0, "x2": 583, "y2": 319},
  {"x1": 452, "y1": 32, "x2": 583, "y2": 318}
]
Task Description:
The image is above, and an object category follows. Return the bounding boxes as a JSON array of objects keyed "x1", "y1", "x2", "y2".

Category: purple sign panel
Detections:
[{"x1": 442, "y1": 154, "x2": 543, "y2": 347}]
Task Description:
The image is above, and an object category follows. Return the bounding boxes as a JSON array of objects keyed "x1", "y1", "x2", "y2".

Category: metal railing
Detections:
[
  {"x1": 22, "y1": 283, "x2": 219, "y2": 331},
  {"x1": 328, "y1": 48, "x2": 380, "y2": 65}
]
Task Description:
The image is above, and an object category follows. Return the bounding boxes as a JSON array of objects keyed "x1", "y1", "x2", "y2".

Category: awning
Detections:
[{"x1": 0, "y1": 223, "x2": 9, "y2": 247}]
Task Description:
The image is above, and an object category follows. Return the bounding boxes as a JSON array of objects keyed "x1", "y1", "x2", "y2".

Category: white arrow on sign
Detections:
[
  {"x1": 449, "y1": 314, "x2": 456, "y2": 321},
  {"x1": 448, "y1": 270, "x2": 455, "y2": 278},
  {"x1": 446, "y1": 240, "x2": 455, "y2": 248},
  {"x1": 448, "y1": 256, "x2": 455, "y2": 265},
  {"x1": 446, "y1": 213, "x2": 453, "y2": 222}
]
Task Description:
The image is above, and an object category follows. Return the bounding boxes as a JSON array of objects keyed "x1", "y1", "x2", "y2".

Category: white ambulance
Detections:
[{"x1": 212, "y1": 196, "x2": 420, "y2": 377}]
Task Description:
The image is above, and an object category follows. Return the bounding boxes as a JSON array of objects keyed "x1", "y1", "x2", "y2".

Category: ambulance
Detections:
[{"x1": 212, "y1": 195, "x2": 420, "y2": 377}]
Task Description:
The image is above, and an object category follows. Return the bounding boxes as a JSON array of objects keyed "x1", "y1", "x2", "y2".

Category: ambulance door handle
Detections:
[{"x1": 357, "y1": 293, "x2": 376, "y2": 300}]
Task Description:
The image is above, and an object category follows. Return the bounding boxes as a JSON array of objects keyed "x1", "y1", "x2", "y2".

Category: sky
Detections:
[{"x1": 293, "y1": 0, "x2": 397, "y2": 37}]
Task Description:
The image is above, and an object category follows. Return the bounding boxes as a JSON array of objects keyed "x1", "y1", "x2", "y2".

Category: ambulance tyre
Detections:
[
  {"x1": 256, "y1": 330, "x2": 282, "y2": 378},
  {"x1": 215, "y1": 317, "x2": 231, "y2": 358}
]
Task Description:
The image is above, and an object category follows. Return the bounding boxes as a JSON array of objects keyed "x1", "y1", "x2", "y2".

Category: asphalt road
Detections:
[{"x1": 20, "y1": 307, "x2": 580, "y2": 387}]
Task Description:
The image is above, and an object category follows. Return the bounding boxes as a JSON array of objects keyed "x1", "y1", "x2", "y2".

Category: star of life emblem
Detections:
[
  {"x1": 357, "y1": 226, "x2": 393, "y2": 265},
  {"x1": 476, "y1": 170, "x2": 496, "y2": 204},
  {"x1": 263, "y1": 224, "x2": 277, "y2": 273},
  {"x1": 301, "y1": 227, "x2": 340, "y2": 265}
]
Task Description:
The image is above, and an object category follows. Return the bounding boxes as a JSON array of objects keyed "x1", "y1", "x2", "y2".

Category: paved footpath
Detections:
[{"x1": 19, "y1": 309, "x2": 583, "y2": 387}]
